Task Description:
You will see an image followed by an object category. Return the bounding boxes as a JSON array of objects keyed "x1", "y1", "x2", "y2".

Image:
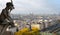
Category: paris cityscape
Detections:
[{"x1": 9, "y1": 14, "x2": 60, "y2": 35}]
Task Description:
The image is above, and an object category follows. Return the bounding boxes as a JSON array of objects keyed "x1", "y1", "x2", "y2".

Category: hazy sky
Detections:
[{"x1": 0, "y1": 0, "x2": 60, "y2": 14}]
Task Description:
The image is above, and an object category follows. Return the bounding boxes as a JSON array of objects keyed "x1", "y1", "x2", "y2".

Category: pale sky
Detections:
[{"x1": 0, "y1": 0, "x2": 60, "y2": 14}]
